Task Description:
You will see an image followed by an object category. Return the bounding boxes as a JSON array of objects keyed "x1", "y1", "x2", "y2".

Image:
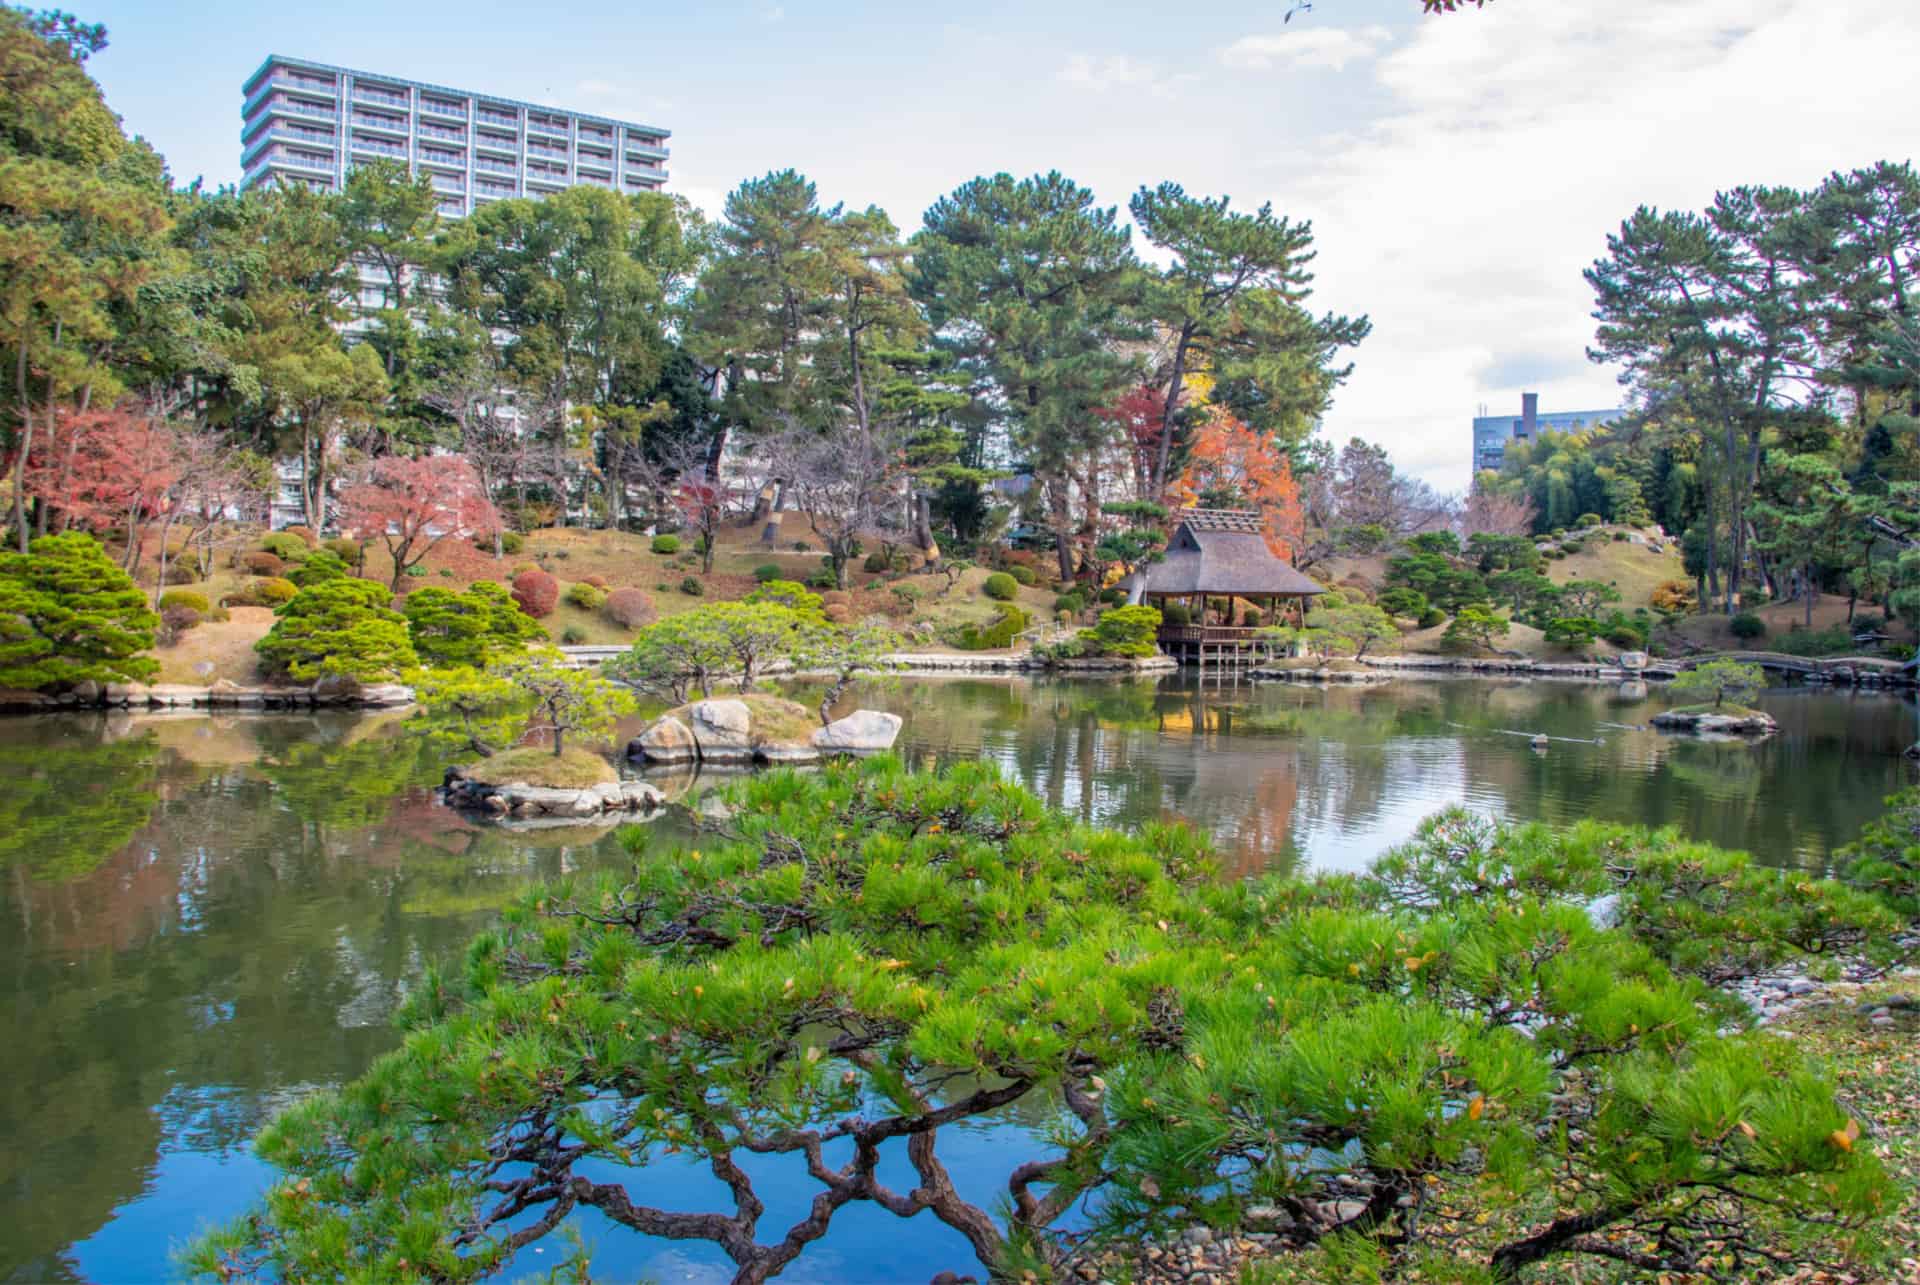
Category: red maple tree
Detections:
[
  {"x1": 340, "y1": 455, "x2": 500, "y2": 590},
  {"x1": 1173, "y1": 408, "x2": 1306, "y2": 560},
  {"x1": 21, "y1": 405, "x2": 179, "y2": 568},
  {"x1": 1096, "y1": 383, "x2": 1169, "y2": 500}
]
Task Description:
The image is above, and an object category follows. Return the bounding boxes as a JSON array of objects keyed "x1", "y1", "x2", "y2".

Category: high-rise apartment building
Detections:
[{"x1": 239, "y1": 55, "x2": 670, "y2": 217}]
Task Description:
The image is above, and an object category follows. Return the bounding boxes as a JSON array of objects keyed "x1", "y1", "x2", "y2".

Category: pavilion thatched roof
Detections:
[{"x1": 1121, "y1": 509, "x2": 1325, "y2": 599}]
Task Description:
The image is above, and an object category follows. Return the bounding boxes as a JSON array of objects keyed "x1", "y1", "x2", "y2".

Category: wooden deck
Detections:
[{"x1": 1156, "y1": 625, "x2": 1282, "y2": 669}]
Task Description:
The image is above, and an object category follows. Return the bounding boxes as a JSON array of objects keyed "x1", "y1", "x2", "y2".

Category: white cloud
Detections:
[
  {"x1": 1285, "y1": 0, "x2": 1920, "y2": 491},
  {"x1": 1220, "y1": 25, "x2": 1393, "y2": 73},
  {"x1": 1057, "y1": 53, "x2": 1183, "y2": 98}
]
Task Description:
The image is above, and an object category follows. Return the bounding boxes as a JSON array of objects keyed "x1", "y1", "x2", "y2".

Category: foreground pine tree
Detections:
[
  {"x1": 0, "y1": 531, "x2": 158, "y2": 689},
  {"x1": 190, "y1": 760, "x2": 1901, "y2": 1284}
]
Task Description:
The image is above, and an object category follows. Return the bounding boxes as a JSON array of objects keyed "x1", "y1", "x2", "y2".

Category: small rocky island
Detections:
[
  {"x1": 443, "y1": 748, "x2": 667, "y2": 820},
  {"x1": 630, "y1": 694, "x2": 903, "y2": 767},
  {"x1": 1650, "y1": 706, "x2": 1779, "y2": 736}
]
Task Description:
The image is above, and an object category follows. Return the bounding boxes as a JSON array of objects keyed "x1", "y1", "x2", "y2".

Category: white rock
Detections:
[
  {"x1": 689, "y1": 699, "x2": 755, "y2": 763},
  {"x1": 810, "y1": 709, "x2": 904, "y2": 753},
  {"x1": 631, "y1": 715, "x2": 699, "y2": 764}
]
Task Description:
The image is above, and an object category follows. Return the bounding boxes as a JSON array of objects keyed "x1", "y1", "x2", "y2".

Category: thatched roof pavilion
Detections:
[{"x1": 1123, "y1": 509, "x2": 1324, "y2": 605}]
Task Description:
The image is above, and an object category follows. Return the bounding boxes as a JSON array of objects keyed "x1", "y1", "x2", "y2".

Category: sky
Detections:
[{"x1": 81, "y1": 0, "x2": 1920, "y2": 493}]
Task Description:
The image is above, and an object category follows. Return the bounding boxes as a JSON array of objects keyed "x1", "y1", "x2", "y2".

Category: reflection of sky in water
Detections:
[{"x1": 6, "y1": 682, "x2": 1917, "y2": 1285}]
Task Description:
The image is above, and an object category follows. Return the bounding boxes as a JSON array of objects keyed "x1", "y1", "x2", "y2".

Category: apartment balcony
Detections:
[
  {"x1": 474, "y1": 132, "x2": 518, "y2": 156},
  {"x1": 418, "y1": 97, "x2": 468, "y2": 121},
  {"x1": 350, "y1": 112, "x2": 408, "y2": 136},
  {"x1": 526, "y1": 116, "x2": 568, "y2": 139},
  {"x1": 578, "y1": 174, "x2": 613, "y2": 189},
  {"x1": 526, "y1": 144, "x2": 568, "y2": 162},
  {"x1": 431, "y1": 176, "x2": 466, "y2": 195},
  {"x1": 417, "y1": 149, "x2": 467, "y2": 173},
  {"x1": 347, "y1": 134, "x2": 408, "y2": 161},
  {"x1": 475, "y1": 156, "x2": 519, "y2": 176},
  {"x1": 243, "y1": 73, "x2": 336, "y2": 117},
  {"x1": 476, "y1": 107, "x2": 520, "y2": 129},
  {"x1": 352, "y1": 84, "x2": 409, "y2": 109},
  {"x1": 244, "y1": 96, "x2": 337, "y2": 133},
  {"x1": 417, "y1": 121, "x2": 465, "y2": 143},
  {"x1": 623, "y1": 135, "x2": 669, "y2": 160},
  {"x1": 624, "y1": 163, "x2": 667, "y2": 182},
  {"x1": 475, "y1": 179, "x2": 519, "y2": 199},
  {"x1": 245, "y1": 148, "x2": 337, "y2": 188},
  {"x1": 525, "y1": 169, "x2": 567, "y2": 190},
  {"x1": 576, "y1": 154, "x2": 613, "y2": 175},
  {"x1": 437, "y1": 197, "x2": 467, "y2": 216},
  {"x1": 242, "y1": 123, "x2": 336, "y2": 166}
]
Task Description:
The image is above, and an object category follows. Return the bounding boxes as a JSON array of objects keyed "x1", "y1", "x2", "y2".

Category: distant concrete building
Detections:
[
  {"x1": 240, "y1": 56, "x2": 670, "y2": 217},
  {"x1": 1472, "y1": 393, "x2": 1625, "y2": 475}
]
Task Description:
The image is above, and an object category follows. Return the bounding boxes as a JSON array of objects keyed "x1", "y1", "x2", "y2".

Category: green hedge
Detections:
[
  {"x1": 982, "y1": 572, "x2": 1019, "y2": 601},
  {"x1": 956, "y1": 605, "x2": 1029, "y2": 650}
]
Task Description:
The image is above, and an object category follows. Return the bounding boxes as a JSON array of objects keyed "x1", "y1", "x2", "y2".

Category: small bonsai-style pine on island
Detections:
[
  {"x1": 1652, "y1": 659, "x2": 1778, "y2": 736},
  {"x1": 421, "y1": 653, "x2": 660, "y2": 820}
]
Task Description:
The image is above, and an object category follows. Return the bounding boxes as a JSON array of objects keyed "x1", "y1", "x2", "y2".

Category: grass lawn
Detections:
[
  {"x1": 153, "y1": 606, "x2": 276, "y2": 684},
  {"x1": 466, "y1": 744, "x2": 617, "y2": 788}
]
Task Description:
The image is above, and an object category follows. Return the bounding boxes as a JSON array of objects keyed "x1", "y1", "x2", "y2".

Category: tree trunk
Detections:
[
  {"x1": 12, "y1": 342, "x2": 31, "y2": 554},
  {"x1": 913, "y1": 492, "x2": 939, "y2": 565},
  {"x1": 1151, "y1": 323, "x2": 1194, "y2": 503}
]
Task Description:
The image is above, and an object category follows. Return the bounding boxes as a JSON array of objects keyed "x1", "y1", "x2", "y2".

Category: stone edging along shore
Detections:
[{"x1": 0, "y1": 678, "x2": 415, "y2": 712}]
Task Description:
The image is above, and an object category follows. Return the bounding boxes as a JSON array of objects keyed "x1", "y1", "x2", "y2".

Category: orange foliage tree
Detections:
[
  {"x1": 1172, "y1": 408, "x2": 1305, "y2": 559},
  {"x1": 20, "y1": 405, "x2": 178, "y2": 567}
]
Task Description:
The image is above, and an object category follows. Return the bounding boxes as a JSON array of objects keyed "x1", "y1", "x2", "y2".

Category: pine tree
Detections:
[
  {"x1": 0, "y1": 531, "x2": 158, "y2": 688},
  {"x1": 254, "y1": 578, "x2": 416, "y2": 682}
]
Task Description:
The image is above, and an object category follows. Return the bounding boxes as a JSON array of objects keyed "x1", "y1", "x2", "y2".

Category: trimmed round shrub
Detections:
[
  {"x1": 259, "y1": 532, "x2": 311, "y2": 562},
  {"x1": 565, "y1": 582, "x2": 607, "y2": 610},
  {"x1": 235, "y1": 576, "x2": 298, "y2": 608},
  {"x1": 324, "y1": 538, "x2": 363, "y2": 567},
  {"x1": 1729, "y1": 612, "x2": 1766, "y2": 641},
  {"x1": 1605, "y1": 624, "x2": 1646, "y2": 649},
  {"x1": 1417, "y1": 607, "x2": 1447, "y2": 629},
  {"x1": 603, "y1": 588, "x2": 656, "y2": 629},
  {"x1": 159, "y1": 604, "x2": 202, "y2": 643},
  {"x1": 163, "y1": 561, "x2": 201, "y2": 585},
  {"x1": 278, "y1": 524, "x2": 319, "y2": 547},
  {"x1": 579, "y1": 574, "x2": 609, "y2": 590},
  {"x1": 244, "y1": 551, "x2": 285, "y2": 577},
  {"x1": 1576, "y1": 513, "x2": 1604, "y2": 529},
  {"x1": 512, "y1": 569, "x2": 559, "y2": 618},
  {"x1": 513, "y1": 563, "x2": 541, "y2": 577},
  {"x1": 552, "y1": 549, "x2": 570, "y2": 560},
  {"x1": 1161, "y1": 602, "x2": 1191, "y2": 627},
  {"x1": 1053, "y1": 591, "x2": 1087, "y2": 616},
  {"x1": 753, "y1": 563, "x2": 782, "y2": 583},
  {"x1": 560, "y1": 625, "x2": 588, "y2": 645},
  {"x1": 679, "y1": 576, "x2": 704, "y2": 596},
  {"x1": 651, "y1": 534, "x2": 680, "y2": 555},
  {"x1": 820, "y1": 590, "x2": 852, "y2": 610},
  {"x1": 982, "y1": 572, "x2": 1019, "y2": 601},
  {"x1": 159, "y1": 589, "x2": 212, "y2": 614},
  {"x1": 863, "y1": 551, "x2": 894, "y2": 574},
  {"x1": 498, "y1": 530, "x2": 525, "y2": 555},
  {"x1": 1098, "y1": 587, "x2": 1126, "y2": 606},
  {"x1": 823, "y1": 603, "x2": 853, "y2": 624},
  {"x1": 1008, "y1": 564, "x2": 1038, "y2": 587}
]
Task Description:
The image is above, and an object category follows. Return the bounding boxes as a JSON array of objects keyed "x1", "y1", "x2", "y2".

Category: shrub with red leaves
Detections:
[
  {"x1": 244, "y1": 551, "x2": 285, "y2": 576},
  {"x1": 512, "y1": 569, "x2": 559, "y2": 618},
  {"x1": 603, "y1": 587, "x2": 656, "y2": 629}
]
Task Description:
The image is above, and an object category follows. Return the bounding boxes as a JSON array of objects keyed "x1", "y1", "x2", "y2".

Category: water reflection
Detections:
[{"x1": 0, "y1": 677, "x2": 1914, "y2": 1282}]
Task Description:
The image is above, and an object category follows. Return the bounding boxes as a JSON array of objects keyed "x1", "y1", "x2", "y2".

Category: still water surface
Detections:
[{"x1": 2, "y1": 675, "x2": 1913, "y2": 1282}]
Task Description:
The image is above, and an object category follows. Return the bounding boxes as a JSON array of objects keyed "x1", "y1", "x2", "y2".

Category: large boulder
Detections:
[
  {"x1": 631, "y1": 714, "x2": 698, "y2": 764},
  {"x1": 688, "y1": 698, "x2": 755, "y2": 764},
  {"x1": 811, "y1": 709, "x2": 903, "y2": 753},
  {"x1": 1616, "y1": 650, "x2": 1649, "y2": 671}
]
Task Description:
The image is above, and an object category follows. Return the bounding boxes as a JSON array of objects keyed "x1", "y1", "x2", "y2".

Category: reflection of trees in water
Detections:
[
  {"x1": 0, "y1": 712, "x2": 637, "y2": 1280},
  {"x1": 0, "y1": 727, "x2": 158, "y2": 884}
]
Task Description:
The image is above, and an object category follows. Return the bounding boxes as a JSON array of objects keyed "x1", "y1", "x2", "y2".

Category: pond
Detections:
[{"x1": 2, "y1": 675, "x2": 1913, "y2": 1283}]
